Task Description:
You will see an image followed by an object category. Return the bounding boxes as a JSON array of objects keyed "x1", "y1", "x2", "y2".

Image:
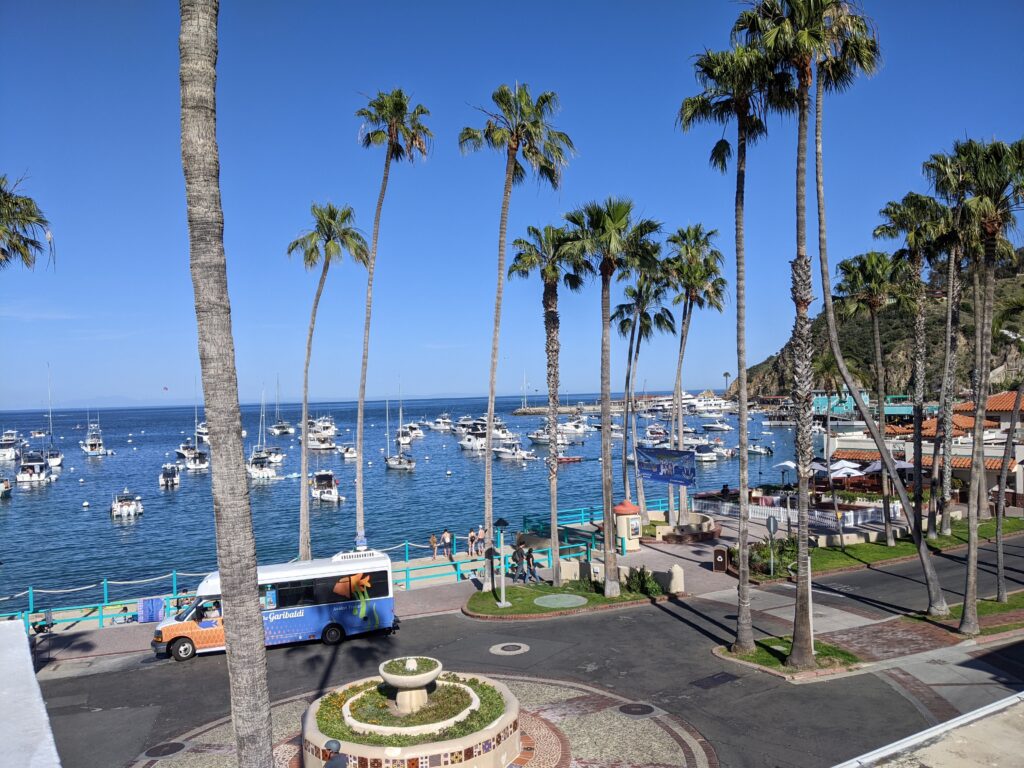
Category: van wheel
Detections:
[
  {"x1": 321, "y1": 624, "x2": 344, "y2": 645},
  {"x1": 170, "y1": 637, "x2": 196, "y2": 662}
]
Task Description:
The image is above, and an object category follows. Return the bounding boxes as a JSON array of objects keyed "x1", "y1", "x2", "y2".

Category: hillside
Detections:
[{"x1": 733, "y1": 274, "x2": 1024, "y2": 400}]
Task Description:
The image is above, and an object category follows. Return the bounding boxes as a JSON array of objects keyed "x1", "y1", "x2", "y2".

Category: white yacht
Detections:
[
  {"x1": 394, "y1": 426, "x2": 413, "y2": 447},
  {"x1": 404, "y1": 423, "x2": 424, "y2": 439},
  {"x1": 80, "y1": 422, "x2": 112, "y2": 456},
  {"x1": 451, "y1": 416, "x2": 475, "y2": 436},
  {"x1": 268, "y1": 379, "x2": 295, "y2": 435},
  {"x1": 309, "y1": 415, "x2": 338, "y2": 438},
  {"x1": 748, "y1": 443, "x2": 774, "y2": 456},
  {"x1": 195, "y1": 421, "x2": 210, "y2": 443},
  {"x1": 458, "y1": 431, "x2": 487, "y2": 451},
  {"x1": 110, "y1": 489, "x2": 143, "y2": 519},
  {"x1": 307, "y1": 433, "x2": 337, "y2": 451},
  {"x1": 384, "y1": 399, "x2": 416, "y2": 471},
  {"x1": 527, "y1": 429, "x2": 570, "y2": 446},
  {"x1": 15, "y1": 451, "x2": 54, "y2": 484},
  {"x1": 492, "y1": 442, "x2": 537, "y2": 462},
  {"x1": 185, "y1": 450, "x2": 209, "y2": 470},
  {"x1": 0, "y1": 430, "x2": 22, "y2": 462},
  {"x1": 264, "y1": 445, "x2": 286, "y2": 464},
  {"x1": 175, "y1": 437, "x2": 199, "y2": 461},
  {"x1": 310, "y1": 469, "x2": 344, "y2": 502},
  {"x1": 385, "y1": 453, "x2": 416, "y2": 471},
  {"x1": 158, "y1": 463, "x2": 181, "y2": 489},
  {"x1": 246, "y1": 451, "x2": 277, "y2": 480},
  {"x1": 694, "y1": 444, "x2": 718, "y2": 462},
  {"x1": 337, "y1": 443, "x2": 357, "y2": 460},
  {"x1": 429, "y1": 413, "x2": 452, "y2": 432},
  {"x1": 703, "y1": 420, "x2": 734, "y2": 432}
]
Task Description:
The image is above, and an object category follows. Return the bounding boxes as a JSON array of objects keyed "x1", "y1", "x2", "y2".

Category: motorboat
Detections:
[
  {"x1": 185, "y1": 450, "x2": 209, "y2": 470},
  {"x1": 308, "y1": 415, "x2": 338, "y2": 438},
  {"x1": 748, "y1": 443, "x2": 774, "y2": 456},
  {"x1": 682, "y1": 435, "x2": 710, "y2": 447},
  {"x1": 110, "y1": 488, "x2": 143, "y2": 518},
  {"x1": 307, "y1": 433, "x2": 337, "y2": 451},
  {"x1": 492, "y1": 442, "x2": 537, "y2": 462},
  {"x1": 246, "y1": 451, "x2": 277, "y2": 480},
  {"x1": 80, "y1": 422, "x2": 112, "y2": 456},
  {"x1": 395, "y1": 426, "x2": 413, "y2": 447},
  {"x1": 337, "y1": 443, "x2": 357, "y2": 460},
  {"x1": 45, "y1": 446, "x2": 63, "y2": 468},
  {"x1": 30, "y1": 429, "x2": 47, "y2": 439},
  {"x1": 0, "y1": 476, "x2": 11, "y2": 499},
  {"x1": 15, "y1": 451, "x2": 54, "y2": 484},
  {"x1": 696, "y1": 410, "x2": 724, "y2": 419},
  {"x1": 703, "y1": 420, "x2": 734, "y2": 432},
  {"x1": 310, "y1": 469, "x2": 344, "y2": 501},
  {"x1": 713, "y1": 445, "x2": 737, "y2": 459},
  {"x1": 385, "y1": 453, "x2": 416, "y2": 471},
  {"x1": 195, "y1": 421, "x2": 210, "y2": 443},
  {"x1": 430, "y1": 413, "x2": 452, "y2": 431},
  {"x1": 557, "y1": 417, "x2": 591, "y2": 436},
  {"x1": 0, "y1": 430, "x2": 22, "y2": 462},
  {"x1": 458, "y1": 431, "x2": 487, "y2": 451},
  {"x1": 527, "y1": 429, "x2": 570, "y2": 446},
  {"x1": 158, "y1": 463, "x2": 181, "y2": 488},
  {"x1": 694, "y1": 444, "x2": 718, "y2": 462},
  {"x1": 451, "y1": 415, "x2": 475, "y2": 436},
  {"x1": 268, "y1": 378, "x2": 295, "y2": 435},
  {"x1": 385, "y1": 399, "x2": 415, "y2": 471},
  {"x1": 403, "y1": 423, "x2": 424, "y2": 439},
  {"x1": 264, "y1": 445, "x2": 286, "y2": 464},
  {"x1": 645, "y1": 424, "x2": 669, "y2": 439},
  {"x1": 175, "y1": 437, "x2": 199, "y2": 461}
]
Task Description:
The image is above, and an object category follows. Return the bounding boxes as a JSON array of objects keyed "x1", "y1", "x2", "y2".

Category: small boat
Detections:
[
  {"x1": 15, "y1": 451, "x2": 54, "y2": 484},
  {"x1": 696, "y1": 410, "x2": 724, "y2": 419},
  {"x1": 337, "y1": 443, "x2": 357, "y2": 460},
  {"x1": 80, "y1": 419, "x2": 113, "y2": 456},
  {"x1": 0, "y1": 476, "x2": 11, "y2": 499},
  {"x1": 527, "y1": 429, "x2": 570, "y2": 446},
  {"x1": 110, "y1": 488, "x2": 143, "y2": 518},
  {"x1": 175, "y1": 437, "x2": 199, "y2": 460},
  {"x1": 307, "y1": 433, "x2": 337, "y2": 451},
  {"x1": 185, "y1": 450, "x2": 209, "y2": 470},
  {"x1": 694, "y1": 444, "x2": 718, "y2": 462},
  {"x1": 558, "y1": 417, "x2": 591, "y2": 436},
  {"x1": 703, "y1": 420, "x2": 734, "y2": 432},
  {"x1": 385, "y1": 399, "x2": 415, "y2": 471},
  {"x1": 713, "y1": 445, "x2": 737, "y2": 459},
  {"x1": 268, "y1": 378, "x2": 295, "y2": 435},
  {"x1": 748, "y1": 443, "x2": 774, "y2": 456},
  {"x1": 404, "y1": 423, "x2": 424, "y2": 439},
  {"x1": 493, "y1": 443, "x2": 537, "y2": 462},
  {"x1": 247, "y1": 451, "x2": 277, "y2": 480},
  {"x1": 309, "y1": 415, "x2": 338, "y2": 437},
  {"x1": 195, "y1": 421, "x2": 210, "y2": 443},
  {"x1": 395, "y1": 426, "x2": 413, "y2": 447},
  {"x1": 556, "y1": 454, "x2": 584, "y2": 464},
  {"x1": 310, "y1": 469, "x2": 344, "y2": 501},
  {"x1": 0, "y1": 429, "x2": 22, "y2": 462},
  {"x1": 30, "y1": 429, "x2": 47, "y2": 439},
  {"x1": 264, "y1": 445, "x2": 286, "y2": 464},
  {"x1": 645, "y1": 424, "x2": 669, "y2": 439},
  {"x1": 158, "y1": 463, "x2": 181, "y2": 488},
  {"x1": 451, "y1": 415, "x2": 475, "y2": 436},
  {"x1": 458, "y1": 431, "x2": 487, "y2": 451},
  {"x1": 429, "y1": 413, "x2": 452, "y2": 432}
]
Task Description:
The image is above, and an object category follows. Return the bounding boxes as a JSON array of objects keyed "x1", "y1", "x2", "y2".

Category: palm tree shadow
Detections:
[{"x1": 654, "y1": 596, "x2": 784, "y2": 647}]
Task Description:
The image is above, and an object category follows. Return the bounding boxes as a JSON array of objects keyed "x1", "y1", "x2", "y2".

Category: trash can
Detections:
[{"x1": 712, "y1": 546, "x2": 728, "y2": 573}]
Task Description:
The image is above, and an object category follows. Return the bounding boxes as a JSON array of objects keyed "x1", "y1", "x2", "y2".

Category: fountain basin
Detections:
[{"x1": 342, "y1": 680, "x2": 480, "y2": 736}]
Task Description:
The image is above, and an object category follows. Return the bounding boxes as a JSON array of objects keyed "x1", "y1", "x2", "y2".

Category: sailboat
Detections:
[
  {"x1": 385, "y1": 399, "x2": 414, "y2": 471},
  {"x1": 44, "y1": 365, "x2": 63, "y2": 468},
  {"x1": 269, "y1": 376, "x2": 295, "y2": 436},
  {"x1": 247, "y1": 391, "x2": 278, "y2": 480},
  {"x1": 184, "y1": 403, "x2": 209, "y2": 470}
]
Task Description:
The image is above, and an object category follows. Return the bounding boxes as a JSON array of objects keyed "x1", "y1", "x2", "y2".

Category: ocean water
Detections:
[{"x1": 0, "y1": 395, "x2": 796, "y2": 609}]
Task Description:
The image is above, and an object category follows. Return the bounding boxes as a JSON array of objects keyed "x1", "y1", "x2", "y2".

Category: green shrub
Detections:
[
  {"x1": 625, "y1": 566, "x2": 663, "y2": 597},
  {"x1": 566, "y1": 577, "x2": 602, "y2": 594},
  {"x1": 382, "y1": 657, "x2": 438, "y2": 676}
]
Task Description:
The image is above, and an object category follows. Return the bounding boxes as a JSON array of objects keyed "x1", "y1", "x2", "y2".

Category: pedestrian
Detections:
[
  {"x1": 441, "y1": 528, "x2": 452, "y2": 560},
  {"x1": 511, "y1": 543, "x2": 526, "y2": 584},
  {"x1": 467, "y1": 527, "x2": 477, "y2": 559},
  {"x1": 429, "y1": 532, "x2": 438, "y2": 560},
  {"x1": 475, "y1": 525, "x2": 485, "y2": 556},
  {"x1": 525, "y1": 547, "x2": 540, "y2": 583}
]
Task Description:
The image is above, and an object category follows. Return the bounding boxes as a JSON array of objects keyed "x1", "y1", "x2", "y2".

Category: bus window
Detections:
[
  {"x1": 276, "y1": 579, "x2": 317, "y2": 608},
  {"x1": 318, "y1": 571, "x2": 391, "y2": 601},
  {"x1": 260, "y1": 585, "x2": 278, "y2": 610}
]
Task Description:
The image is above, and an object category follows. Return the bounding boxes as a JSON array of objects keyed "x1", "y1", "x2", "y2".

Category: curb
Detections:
[
  {"x1": 461, "y1": 592, "x2": 678, "y2": 621},
  {"x1": 710, "y1": 644, "x2": 861, "y2": 682}
]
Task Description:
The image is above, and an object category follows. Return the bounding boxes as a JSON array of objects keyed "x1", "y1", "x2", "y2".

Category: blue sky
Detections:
[{"x1": 2, "y1": 1, "x2": 1022, "y2": 410}]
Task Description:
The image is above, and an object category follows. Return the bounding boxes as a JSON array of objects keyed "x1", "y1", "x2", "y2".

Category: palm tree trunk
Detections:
[
  {"x1": 873, "y1": 310, "x2": 894, "y2": 547},
  {"x1": 934, "y1": 243, "x2": 961, "y2": 536},
  {"x1": 674, "y1": 303, "x2": 694, "y2": 526},
  {"x1": 543, "y1": 277, "x2": 562, "y2": 586},
  {"x1": 355, "y1": 149, "x2": 393, "y2": 546},
  {"x1": 669, "y1": 302, "x2": 690, "y2": 525},
  {"x1": 299, "y1": 259, "x2": 330, "y2": 560},
  {"x1": 600, "y1": 266, "x2": 620, "y2": 597},
  {"x1": 811, "y1": 85, "x2": 947, "y2": 617},
  {"x1": 621, "y1": 315, "x2": 638, "y2": 501},
  {"x1": 630, "y1": 335, "x2": 648, "y2": 524},
  {"x1": 179, "y1": 2, "x2": 273, "y2": 765},
  {"x1": 733, "y1": 118, "x2": 754, "y2": 654},
  {"x1": 483, "y1": 144, "x2": 517, "y2": 586},
  {"x1": 911, "y1": 249, "x2": 928, "y2": 539},
  {"x1": 787, "y1": 72, "x2": 815, "y2": 670},
  {"x1": 995, "y1": 382, "x2": 1023, "y2": 602}
]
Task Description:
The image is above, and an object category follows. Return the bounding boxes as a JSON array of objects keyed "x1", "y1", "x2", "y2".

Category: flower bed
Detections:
[{"x1": 382, "y1": 657, "x2": 439, "y2": 676}]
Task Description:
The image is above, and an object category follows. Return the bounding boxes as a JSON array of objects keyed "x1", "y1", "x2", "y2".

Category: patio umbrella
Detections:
[
  {"x1": 773, "y1": 461, "x2": 797, "y2": 470},
  {"x1": 831, "y1": 466, "x2": 865, "y2": 479},
  {"x1": 810, "y1": 461, "x2": 830, "y2": 473},
  {"x1": 830, "y1": 460, "x2": 861, "y2": 471},
  {"x1": 862, "y1": 459, "x2": 915, "y2": 474}
]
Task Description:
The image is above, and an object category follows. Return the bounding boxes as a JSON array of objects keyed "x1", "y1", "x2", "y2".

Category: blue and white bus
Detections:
[{"x1": 152, "y1": 550, "x2": 397, "y2": 661}]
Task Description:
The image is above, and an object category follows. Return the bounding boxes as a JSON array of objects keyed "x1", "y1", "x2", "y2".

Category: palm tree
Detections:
[
  {"x1": 0, "y1": 174, "x2": 53, "y2": 270},
  {"x1": 835, "y1": 251, "x2": 908, "y2": 548},
  {"x1": 734, "y1": 0, "x2": 838, "y2": 669},
  {"x1": 564, "y1": 198, "x2": 659, "y2": 598},
  {"x1": 509, "y1": 225, "x2": 589, "y2": 586},
  {"x1": 955, "y1": 138, "x2": 1024, "y2": 636},
  {"x1": 662, "y1": 224, "x2": 726, "y2": 524},
  {"x1": 994, "y1": 294, "x2": 1024, "y2": 603},
  {"x1": 612, "y1": 266, "x2": 675, "y2": 520},
  {"x1": 873, "y1": 192, "x2": 944, "y2": 539},
  {"x1": 459, "y1": 84, "x2": 573, "y2": 582},
  {"x1": 178, "y1": 2, "x2": 272, "y2": 765},
  {"x1": 679, "y1": 44, "x2": 784, "y2": 654},
  {"x1": 288, "y1": 204, "x2": 369, "y2": 560},
  {"x1": 352, "y1": 90, "x2": 431, "y2": 549}
]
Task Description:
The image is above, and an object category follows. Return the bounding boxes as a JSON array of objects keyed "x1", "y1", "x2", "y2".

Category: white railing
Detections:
[{"x1": 693, "y1": 498, "x2": 900, "y2": 532}]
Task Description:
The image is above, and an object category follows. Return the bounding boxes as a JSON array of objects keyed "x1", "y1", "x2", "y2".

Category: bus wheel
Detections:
[
  {"x1": 170, "y1": 637, "x2": 196, "y2": 662},
  {"x1": 321, "y1": 624, "x2": 344, "y2": 645}
]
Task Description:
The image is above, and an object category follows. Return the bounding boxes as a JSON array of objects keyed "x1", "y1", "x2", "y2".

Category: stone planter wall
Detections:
[{"x1": 301, "y1": 674, "x2": 520, "y2": 768}]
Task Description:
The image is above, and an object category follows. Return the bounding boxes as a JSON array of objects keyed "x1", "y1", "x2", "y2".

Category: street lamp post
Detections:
[{"x1": 494, "y1": 517, "x2": 511, "y2": 609}]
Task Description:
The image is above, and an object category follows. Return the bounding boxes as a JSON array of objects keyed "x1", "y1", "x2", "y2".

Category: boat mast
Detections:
[
  {"x1": 385, "y1": 399, "x2": 392, "y2": 459},
  {"x1": 46, "y1": 363, "x2": 55, "y2": 446}
]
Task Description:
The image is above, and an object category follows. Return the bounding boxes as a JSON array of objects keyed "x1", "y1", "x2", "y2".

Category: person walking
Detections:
[
  {"x1": 441, "y1": 528, "x2": 452, "y2": 560},
  {"x1": 511, "y1": 543, "x2": 526, "y2": 584},
  {"x1": 525, "y1": 547, "x2": 540, "y2": 583},
  {"x1": 476, "y1": 524, "x2": 485, "y2": 557},
  {"x1": 429, "y1": 532, "x2": 438, "y2": 560},
  {"x1": 467, "y1": 527, "x2": 477, "y2": 559}
]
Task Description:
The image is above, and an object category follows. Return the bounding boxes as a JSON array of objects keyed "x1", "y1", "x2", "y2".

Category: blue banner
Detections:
[{"x1": 636, "y1": 447, "x2": 696, "y2": 486}]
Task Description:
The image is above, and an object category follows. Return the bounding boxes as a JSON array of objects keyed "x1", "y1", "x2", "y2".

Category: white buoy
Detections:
[
  {"x1": 367, "y1": 460, "x2": 373, "y2": 466},
  {"x1": 82, "y1": 501, "x2": 89, "y2": 507},
  {"x1": 141, "y1": 430, "x2": 145, "y2": 434},
  {"x1": 425, "y1": 456, "x2": 430, "y2": 461},
  {"x1": 79, "y1": 478, "x2": 84, "y2": 483},
  {"x1": 69, "y1": 467, "x2": 75, "y2": 472},
  {"x1": 446, "y1": 470, "x2": 452, "y2": 476},
  {"x1": 127, "y1": 439, "x2": 133, "y2": 443},
  {"x1": 135, "y1": 496, "x2": 142, "y2": 501},
  {"x1": 133, "y1": 447, "x2": 138, "y2": 451},
  {"x1": 128, "y1": 433, "x2": 133, "y2": 437}
]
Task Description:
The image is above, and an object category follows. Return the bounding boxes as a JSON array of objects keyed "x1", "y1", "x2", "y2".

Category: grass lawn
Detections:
[
  {"x1": 728, "y1": 636, "x2": 859, "y2": 672},
  {"x1": 947, "y1": 588, "x2": 1024, "y2": 620},
  {"x1": 809, "y1": 517, "x2": 1024, "y2": 574},
  {"x1": 465, "y1": 581, "x2": 650, "y2": 617}
]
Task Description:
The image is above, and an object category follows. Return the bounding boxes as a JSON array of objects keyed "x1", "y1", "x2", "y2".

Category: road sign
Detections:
[{"x1": 767, "y1": 515, "x2": 778, "y2": 536}]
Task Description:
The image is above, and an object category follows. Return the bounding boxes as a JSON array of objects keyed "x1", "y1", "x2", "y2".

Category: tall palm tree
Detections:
[
  {"x1": 565, "y1": 198, "x2": 659, "y2": 598},
  {"x1": 679, "y1": 44, "x2": 784, "y2": 653},
  {"x1": 178, "y1": 1, "x2": 272, "y2": 765},
  {"x1": 612, "y1": 266, "x2": 675, "y2": 519},
  {"x1": 0, "y1": 174, "x2": 53, "y2": 270},
  {"x1": 509, "y1": 224, "x2": 589, "y2": 586},
  {"x1": 459, "y1": 84, "x2": 573, "y2": 580},
  {"x1": 662, "y1": 224, "x2": 726, "y2": 524},
  {"x1": 352, "y1": 90, "x2": 431, "y2": 549},
  {"x1": 994, "y1": 294, "x2": 1024, "y2": 603},
  {"x1": 955, "y1": 138, "x2": 1024, "y2": 636},
  {"x1": 835, "y1": 251, "x2": 909, "y2": 548},
  {"x1": 288, "y1": 204, "x2": 369, "y2": 560},
  {"x1": 734, "y1": 0, "x2": 837, "y2": 669},
  {"x1": 873, "y1": 192, "x2": 944, "y2": 538}
]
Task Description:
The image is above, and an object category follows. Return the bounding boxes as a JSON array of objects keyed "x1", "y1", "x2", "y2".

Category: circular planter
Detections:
[
  {"x1": 301, "y1": 674, "x2": 520, "y2": 768},
  {"x1": 341, "y1": 681, "x2": 480, "y2": 736},
  {"x1": 378, "y1": 656, "x2": 442, "y2": 690}
]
